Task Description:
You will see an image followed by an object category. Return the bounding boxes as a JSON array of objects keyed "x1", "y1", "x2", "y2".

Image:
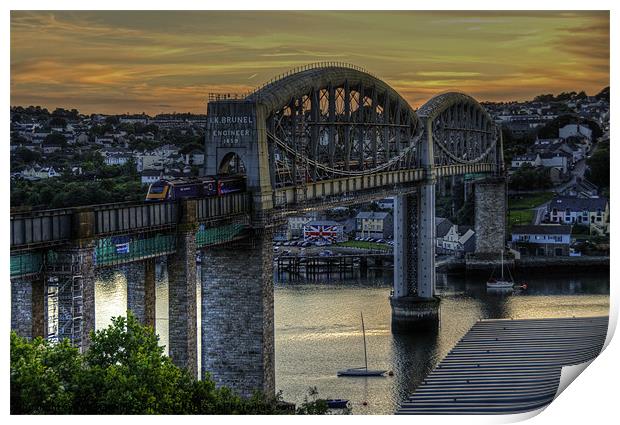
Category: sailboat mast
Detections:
[
  {"x1": 501, "y1": 250, "x2": 504, "y2": 280},
  {"x1": 361, "y1": 312, "x2": 368, "y2": 371}
]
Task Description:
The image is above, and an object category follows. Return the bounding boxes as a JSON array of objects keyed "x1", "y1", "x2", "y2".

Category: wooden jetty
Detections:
[
  {"x1": 398, "y1": 316, "x2": 608, "y2": 415},
  {"x1": 275, "y1": 253, "x2": 392, "y2": 275}
]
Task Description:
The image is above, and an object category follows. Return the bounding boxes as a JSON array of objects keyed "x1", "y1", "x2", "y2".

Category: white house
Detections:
[
  {"x1": 510, "y1": 225, "x2": 572, "y2": 256},
  {"x1": 539, "y1": 152, "x2": 569, "y2": 173},
  {"x1": 546, "y1": 196, "x2": 609, "y2": 228},
  {"x1": 104, "y1": 153, "x2": 131, "y2": 166},
  {"x1": 559, "y1": 124, "x2": 592, "y2": 141},
  {"x1": 184, "y1": 149, "x2": 205, "y2": 166},
  {"x1": 141, "y1": 169, "x2": 163, "y2": 185},
  {"x1": 21, "y1": 166, "x2": 61, "y2": 180},
  {"x1": 511, "y1": 153, "x2": 541, "y2": 169}
]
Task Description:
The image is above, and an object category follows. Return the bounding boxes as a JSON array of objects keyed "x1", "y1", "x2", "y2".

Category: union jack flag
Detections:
[{"x1": 304, "y1": 224, "x2": 339, "y2": 242}]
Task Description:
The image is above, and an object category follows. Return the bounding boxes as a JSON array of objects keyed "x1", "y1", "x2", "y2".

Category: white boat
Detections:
[
  {"x1": 337, "y1": 313, "x2": 386, "y2": 377},
  {"x1": 486, "y1": 250, "x2": 515, "y2": 290}
]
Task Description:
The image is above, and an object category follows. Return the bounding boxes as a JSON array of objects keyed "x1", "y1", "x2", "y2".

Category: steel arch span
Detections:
[{"x1": 205, "y1": 63, "x2": 503, "y2": 214}]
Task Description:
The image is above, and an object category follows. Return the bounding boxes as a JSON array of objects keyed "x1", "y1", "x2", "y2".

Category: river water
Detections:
[{"x1": 93, "y1": 264, "x2": 609, "y2": 415}]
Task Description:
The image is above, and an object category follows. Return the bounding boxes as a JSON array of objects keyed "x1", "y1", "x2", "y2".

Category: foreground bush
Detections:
[{"x1": 11, "y1": 313, "x2": 327, "y2": 415}]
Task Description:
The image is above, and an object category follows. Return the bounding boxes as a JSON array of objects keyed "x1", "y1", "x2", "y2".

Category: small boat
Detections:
[
  {"x1": 486, "y1": 250, "x2": 515, "y2": 290},
  {"x1": 337, "y1": 313, "x2": 387, "y2": 377},
  {"x1": 326, "y1": 399, "x2": 351, "y2": 409},
  {"x1": 337, "y1": 367, "x2": 387, "y2": 377}
]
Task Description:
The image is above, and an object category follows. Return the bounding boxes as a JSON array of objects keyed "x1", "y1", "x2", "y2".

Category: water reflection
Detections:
[{"x1": 93, "y1": 264, "x2": 609, "y2": 415}]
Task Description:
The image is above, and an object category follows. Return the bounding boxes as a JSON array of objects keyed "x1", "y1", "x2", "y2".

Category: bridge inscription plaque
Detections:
[{"x1": 206, "y1": 101, "x2": 256, "y2": 147}]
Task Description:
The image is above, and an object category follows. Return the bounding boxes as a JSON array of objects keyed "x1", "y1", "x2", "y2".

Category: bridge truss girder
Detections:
[{"x1": 261, "y1": 76, "x2": 423, "y2": 189}]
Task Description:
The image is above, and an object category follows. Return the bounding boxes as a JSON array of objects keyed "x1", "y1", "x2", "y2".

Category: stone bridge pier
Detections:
[
  {"x1": 473, "y1": 177, "x2": 507, "y2": 256},
  {"x1": 200, "y1": 228, "x2": 275, "y2": 398}
]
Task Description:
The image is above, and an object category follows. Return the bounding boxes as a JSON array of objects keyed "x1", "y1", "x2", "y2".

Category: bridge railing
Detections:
[
  {"x1": 10, "y1": 193, "x2": 253, "y2": 251},
  {"x1": 10, "y1": 208, "x2": 73, "y2": 249},
  {"x1": 247, "y1": 62, "x2": 377, "y2": 98},
  {"x1": 196, "y1": 192, "x2": 251, "y2": 221},
  {"x1": 94, "y1": 201, "x2": 178, "y2": 236}
]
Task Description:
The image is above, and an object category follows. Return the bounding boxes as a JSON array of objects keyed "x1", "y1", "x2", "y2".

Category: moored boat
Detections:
[{"x1": 337, "y1": 313, "x2": 387, "y2": 377}]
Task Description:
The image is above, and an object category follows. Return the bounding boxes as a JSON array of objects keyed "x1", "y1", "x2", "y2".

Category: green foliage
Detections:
[
  {"x1": 49, "y1": 117, "x2": 67, "y2": 129},
  {"x1": 335, "y1": 240, "x2": 391, "y2": 251},
  {"x1": 537, "y1": 114, "x2": 602, "y2": 140},
  {"x1": 596, "y1": 86, "x2": 609, "y2": 102},
  {"x1": 44, "y1": 132, "x2": 67, "y2": 146},
  {"x1": 180, "y1": 142, "x2": 204, "y2": 154},
  {"x1": 11, "y1": 313, "x2": 321, "y2": 415},
  {"x1": 12, "y1": 147, "x2": 41, "y2": 165},
  {"x1": 296, "y1": 387, "x2": 329, "y2": 415},
  {"x1": 508, "y1": 192, "x2": 555, "y2": 210},
  {"x1": 502, "y1": 127, "x2": 535, "y2": 164},
  {"x1": 571, "y1": 224, "x2": 590, "y2": 236},
  {"x1": 454, "y1": 191, "x2": 475, "y2": 226},
  {"x1": 533, "y1": 91, "x2": 587, "y2": 103},
  {"x1": 508, "y1": 165, "x2": 553, "y2": 191},
  {"x1": 586, "y1": 141, "x2": 609, "y2": 191},
  {"x1": 11, "y1": 175, "x2": 145, "y2": 208},
  {"x1": 10, "y1": 334, "x2": 82, "y2": 414},
  {"x1": 105, "y1": 115, "x2": 120, "y2": 125}
]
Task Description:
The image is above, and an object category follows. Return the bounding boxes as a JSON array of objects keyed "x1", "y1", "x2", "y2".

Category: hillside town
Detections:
[{"x1": 10, "y1": 87, "x2": 610, "y2": 260}]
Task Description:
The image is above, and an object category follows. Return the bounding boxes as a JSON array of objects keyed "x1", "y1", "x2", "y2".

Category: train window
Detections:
[{"x1": 149, "y1": 185, "x2": 165, "y2": 194}]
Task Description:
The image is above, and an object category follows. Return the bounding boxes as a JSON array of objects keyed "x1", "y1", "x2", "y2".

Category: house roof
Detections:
[
  {"x1": 548, "y1": 196, "x2": 608, "y2": 211},
  {"x1": 511, "y1": 225, "x2": 572, "y2": 235},
  {"x1": 356, "y1": 211, "x2": 391, "y2": 220},
  {"x1": 458, "y1": 229, "x2": 475, "y2": 244},
  {"x1": 436, "y1": 217, "x2": 454, "y2": 238},
  {"x1": 539, "y1": 152, "x2": 570, "y2": 159},
  {"x1": 512, "y1": 154, "x2": 539, "y2": 161},
  {"x1": 305, "y1": 220, "x2": 341, "y2": 227},
  {"x1": 142, "y1": 170, "x2": 162, "y2": 177}
]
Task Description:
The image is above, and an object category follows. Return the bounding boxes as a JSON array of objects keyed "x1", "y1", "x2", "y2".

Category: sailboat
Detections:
[
  {"x1": 337, "y1": 313, "x2": 387, "y2": 377},
  {"x1": 486, "y1": 250, "x2": 515, "y2": 290}
]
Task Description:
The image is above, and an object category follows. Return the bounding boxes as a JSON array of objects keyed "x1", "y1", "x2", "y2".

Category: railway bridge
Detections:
[{"x1": 10, "y1": 62, "x2": 506, "y2": 398}]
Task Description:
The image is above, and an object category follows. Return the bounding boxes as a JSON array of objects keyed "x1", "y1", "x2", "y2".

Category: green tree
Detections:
[
  {"x1": 508, "y1": 165, "x2": 553, "y2": 191},
  {"x1": 537, "y1": 114, "x2": 602, "y2": 140},
  {"x1": 11, "y1": 313, "x2": 326, "y2": 414},
  {"x1": 586, "y1": 141, "x2": 610, "y2": 191},
  {"x1": 49, "y1": 117, "x2": 67, "y2": 129},
  {"x1": 105, "y1": 115, "x2": 120, "y2": 126},
  {"x1": 10, "y1": 334, "x2": 82, "y2": 414},
  {"x1": 12, "y1": 147, "x2": 41, "y2": 164},
  {"x1": 44, "y1": 132, "x2": 67, "y2": 146}
]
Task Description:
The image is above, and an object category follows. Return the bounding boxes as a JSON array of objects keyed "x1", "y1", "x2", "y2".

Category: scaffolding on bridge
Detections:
[
  {"x1": 10, "y1": 252, "x2": 43, "y2": 278},
  {"x1": 95, "y1": 233, "x2": 176, "y2": 267},
  {"x1": 195, "y1": 223, "x2": 248, "y2": 248}
]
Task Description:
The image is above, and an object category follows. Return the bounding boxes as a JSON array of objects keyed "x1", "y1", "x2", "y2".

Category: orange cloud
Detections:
[{"x1": 10, "y1": 11, "x2": 609, "y2": 114}]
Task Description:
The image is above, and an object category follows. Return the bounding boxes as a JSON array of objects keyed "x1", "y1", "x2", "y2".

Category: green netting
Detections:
[
  {"x1": 196, "y1": 223, "x2": 246, "y2": 247},
  {"x1": 10, "y1": 252, "x2": 43, "y2": 277},
  {"x1": 464, "y1": 172, "x2": 489, "y2": 181},
  {"x1": 95, "y1": 234, "x2": 176, "y2": 266}
]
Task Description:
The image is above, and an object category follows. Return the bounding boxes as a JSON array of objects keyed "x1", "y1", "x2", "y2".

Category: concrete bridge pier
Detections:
[
  {"x1": 391, "y1": 185, "x2": 440, "y2": 333},
  {"x1": 167, "y1": 199, "x2": 198, "y2": 378},
  {"x1": 200, "y1": 229, "x2": 275, "y2": 398}
]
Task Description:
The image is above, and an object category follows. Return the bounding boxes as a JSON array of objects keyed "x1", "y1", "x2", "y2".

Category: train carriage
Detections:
[{"x1": 145, "y1": 175, "x2": 245, "y2": 201}]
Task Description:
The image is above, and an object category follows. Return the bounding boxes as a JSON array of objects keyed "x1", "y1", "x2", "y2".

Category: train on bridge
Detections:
[{"x1": 145, "y1": 175, "x2": 246, "y2": 201}]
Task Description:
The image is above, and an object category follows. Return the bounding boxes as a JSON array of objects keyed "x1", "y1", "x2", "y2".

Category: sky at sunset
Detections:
[{"x1": 10, "y1": 11, "x2": 610, "y2": 115}]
